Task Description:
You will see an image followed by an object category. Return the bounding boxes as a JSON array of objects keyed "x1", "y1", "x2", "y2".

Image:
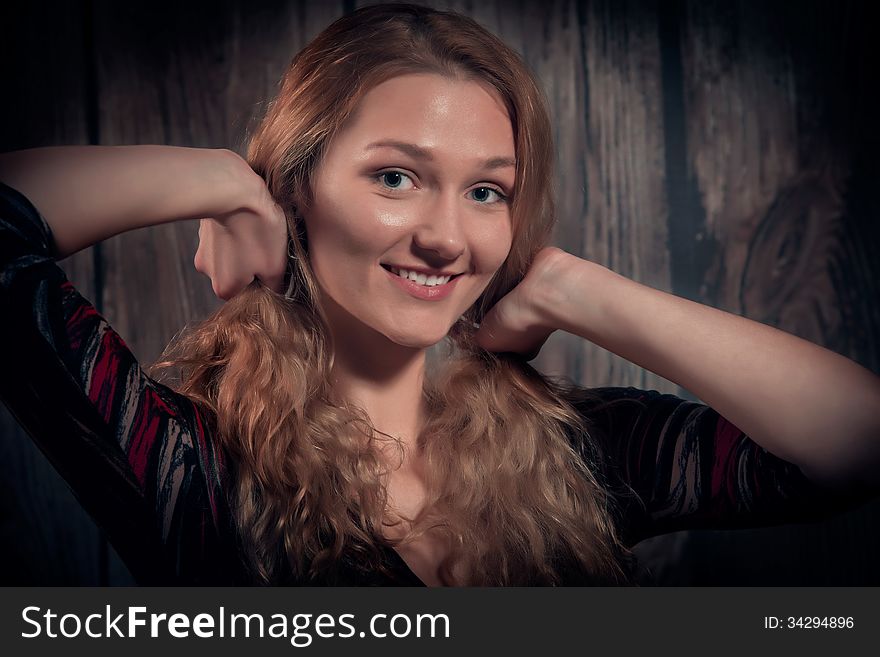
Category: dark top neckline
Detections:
[{"x1": 385, "y1": 546, "x2": 428, "y2": 586}]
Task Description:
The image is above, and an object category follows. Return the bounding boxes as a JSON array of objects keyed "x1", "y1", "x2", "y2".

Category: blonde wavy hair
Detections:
[{"x1": 150, "y1": 2, "x2": 637, "y2": 585}]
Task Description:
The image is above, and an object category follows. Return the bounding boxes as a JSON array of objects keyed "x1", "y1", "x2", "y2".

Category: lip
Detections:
[{"x1": 382, "y1": 264, "x2": 461, "y2": 301}]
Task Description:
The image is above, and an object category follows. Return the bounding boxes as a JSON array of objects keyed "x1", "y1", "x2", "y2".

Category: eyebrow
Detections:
[{"x1": 364, "y1": 139, "x2": 516, "y2": 171}]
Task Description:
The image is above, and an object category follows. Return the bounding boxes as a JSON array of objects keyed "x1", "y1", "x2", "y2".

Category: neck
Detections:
[{"x1": 322, "y1": 299, "x2": 430, "y2": 458}]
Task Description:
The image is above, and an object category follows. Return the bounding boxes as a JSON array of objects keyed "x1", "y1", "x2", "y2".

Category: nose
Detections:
[{"x1": 411, "y1": 192, "x2": 466, "y2": 261}]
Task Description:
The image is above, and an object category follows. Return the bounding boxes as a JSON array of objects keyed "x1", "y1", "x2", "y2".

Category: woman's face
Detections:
[{"x1": 304, "y1": 73, "x2": 516, "y2": 349}]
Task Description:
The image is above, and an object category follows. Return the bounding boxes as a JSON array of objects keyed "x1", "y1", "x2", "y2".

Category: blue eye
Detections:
[
  {"x1": 470, "y1": 186, "x2": 507, "y2": 204},
  {"x1": 378, "y1": 171, "x2": 413, "y2": 190},
  {"x1": 374, "y1": 170, "x2": 508, "y2": 205}
]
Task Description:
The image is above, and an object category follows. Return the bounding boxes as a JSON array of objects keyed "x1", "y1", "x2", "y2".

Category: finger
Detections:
[
  {"x1": 214, "y1": 274, "x2": 255, "y2": 302},
  {"x1": 473, "y1": 306, "x2": 509, "y2": 351},
  {"x1": 253, "y1": 252, "x2": 286, "y2": 295},
  {"x1": 194, "y1": 219, "x2": 213, "y2": 274},
  {"x1": 475, "y1": 311, "x2": 551, "y2": 358},
  {"x1": 260, "y1": 273, "x2": 285, "y2": 295},
  {"x1": 253, "y1": 265, "x2": 284, "y2": 294},
  {"x1": 523, "y1": 328, "x2": 553, "y2": 361}
]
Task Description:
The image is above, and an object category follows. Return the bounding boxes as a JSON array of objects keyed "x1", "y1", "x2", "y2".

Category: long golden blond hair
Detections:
[{"x1": 151, "y1": 3, "x2": 636, "y2": 585}]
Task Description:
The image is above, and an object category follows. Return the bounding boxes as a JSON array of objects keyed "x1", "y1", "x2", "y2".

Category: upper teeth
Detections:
[{"x1": 389, "y1": 267, "x2": 453, "y2": 287}]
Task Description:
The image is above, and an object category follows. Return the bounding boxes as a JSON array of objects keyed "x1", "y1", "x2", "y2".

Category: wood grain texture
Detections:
[
  {"x1": 567, "y1": 0, "x2": 675, "y2": 393},
  {"x1": 565, "y1": 0, "x2": 687, "y2": 584},
  {"x1": 668, "y1": 0, "x2": 880, "y2": 584},
  {"x1": 0, "y1": 1, "x2": 104, "y2": 584}
]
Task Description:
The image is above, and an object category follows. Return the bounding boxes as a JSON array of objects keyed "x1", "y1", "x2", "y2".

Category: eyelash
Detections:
[{"x1": 373, "y1": 169, "x2": 509, "y2": 205}]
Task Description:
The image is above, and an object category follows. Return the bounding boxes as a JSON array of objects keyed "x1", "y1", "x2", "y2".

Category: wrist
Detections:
[
  {"x1": 209, "y1": 148, "x2": 264, "y2": 216},
  {"x1": 530, "y1": 251, "x2": 620, "y2": 338}
]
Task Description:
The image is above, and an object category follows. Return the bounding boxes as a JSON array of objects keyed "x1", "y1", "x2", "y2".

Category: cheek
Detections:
[
  {"x1": 306, "y1": 201, "x2": 390, "y2": 267},
  {"x1": 317, "y1": 169, "x2": 414, "y2": 244},
  {"x1": 303, "y1": 219, "x2": 361, "y2": 299},
  {"x1": 478, "y1": 221, "x2": 514, "y2": 272}
]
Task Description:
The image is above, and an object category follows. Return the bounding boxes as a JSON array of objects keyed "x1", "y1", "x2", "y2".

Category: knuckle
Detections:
[{"x1": 212, "y1": 278, "x2": 229, "y2": 300}]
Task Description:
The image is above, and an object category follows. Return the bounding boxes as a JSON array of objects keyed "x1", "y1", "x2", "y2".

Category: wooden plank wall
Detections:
[
  {"x1": 0, "y1": 1, "x2": 107, "y2": 584},
  {"x1": 0, "y1": 0, "x2": 877, "y2": 585}
]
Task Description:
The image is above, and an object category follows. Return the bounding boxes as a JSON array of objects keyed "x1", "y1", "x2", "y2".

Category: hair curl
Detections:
[{"x1": 151, "y1": 2, "x2": 637, "y2": 585}]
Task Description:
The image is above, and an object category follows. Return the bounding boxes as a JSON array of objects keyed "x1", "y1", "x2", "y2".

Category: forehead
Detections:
[{"x1": 330, "y1": 73, "x2": 516, "y2": 163}]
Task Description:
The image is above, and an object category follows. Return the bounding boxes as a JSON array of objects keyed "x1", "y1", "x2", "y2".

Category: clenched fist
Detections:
[{"x1": 193, "y1": 157, "x2": 290, "y2": 300}]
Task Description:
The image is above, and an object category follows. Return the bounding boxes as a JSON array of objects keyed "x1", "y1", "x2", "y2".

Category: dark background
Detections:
[{"x1": 0, "y1": 0, "x2": 878, "y2": 585}]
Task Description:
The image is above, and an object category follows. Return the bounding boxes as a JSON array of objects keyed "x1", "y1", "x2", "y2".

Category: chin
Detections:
[{"x1": 383, "y1": 327, "x2": 449, "y2": 350}]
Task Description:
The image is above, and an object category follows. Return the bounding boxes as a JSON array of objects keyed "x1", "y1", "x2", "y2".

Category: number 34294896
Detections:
[{"x1": 764, "y1": 617, "x2": 854, "y2": 629}]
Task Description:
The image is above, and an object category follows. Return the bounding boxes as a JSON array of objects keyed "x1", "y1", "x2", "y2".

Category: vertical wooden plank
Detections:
[
  {"x1": 670, "y1": 0, "x2": 880, "y2": 584},
  {"x1": 558, "y1": 0, "x2": 676, "y2": 393},
  {"x1": 0, "y1": 0, "x2": 104, "y2": 584},
  {"x1": 677, "y1": 0, "x2": 800, "y2": 313},
  {"x1": 91, "y1": 0, "x2": 347, "y2": 583},
  {"x1": 569, "y1": 0, "x2": 689, "y2": 584}
]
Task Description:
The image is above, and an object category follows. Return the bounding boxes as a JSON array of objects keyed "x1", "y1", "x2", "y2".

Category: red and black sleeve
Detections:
[
  {"x1": 0, "y1": 181, "x2": 237, "y2": 584},
  {"x1": 568, "y1": 385, "x2": 878, "y2": 546}
]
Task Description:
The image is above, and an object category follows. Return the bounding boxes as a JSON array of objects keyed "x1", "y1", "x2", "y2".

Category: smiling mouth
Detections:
[{"x1": 380, "y1": 264, "x2": 464, "y2": 287}]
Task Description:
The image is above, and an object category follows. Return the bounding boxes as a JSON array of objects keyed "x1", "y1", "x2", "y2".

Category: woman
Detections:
[{"x1": 0, "y1": 3, "x2": 878, "y2": 586}]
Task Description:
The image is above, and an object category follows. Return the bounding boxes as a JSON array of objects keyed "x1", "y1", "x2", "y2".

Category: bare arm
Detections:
[
  {"x1": 0, "y1": 145, "x2": 255, "y2": 259},
  {"x1": 534, "y1": 251, "x2": 880, "y2": 490}
]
